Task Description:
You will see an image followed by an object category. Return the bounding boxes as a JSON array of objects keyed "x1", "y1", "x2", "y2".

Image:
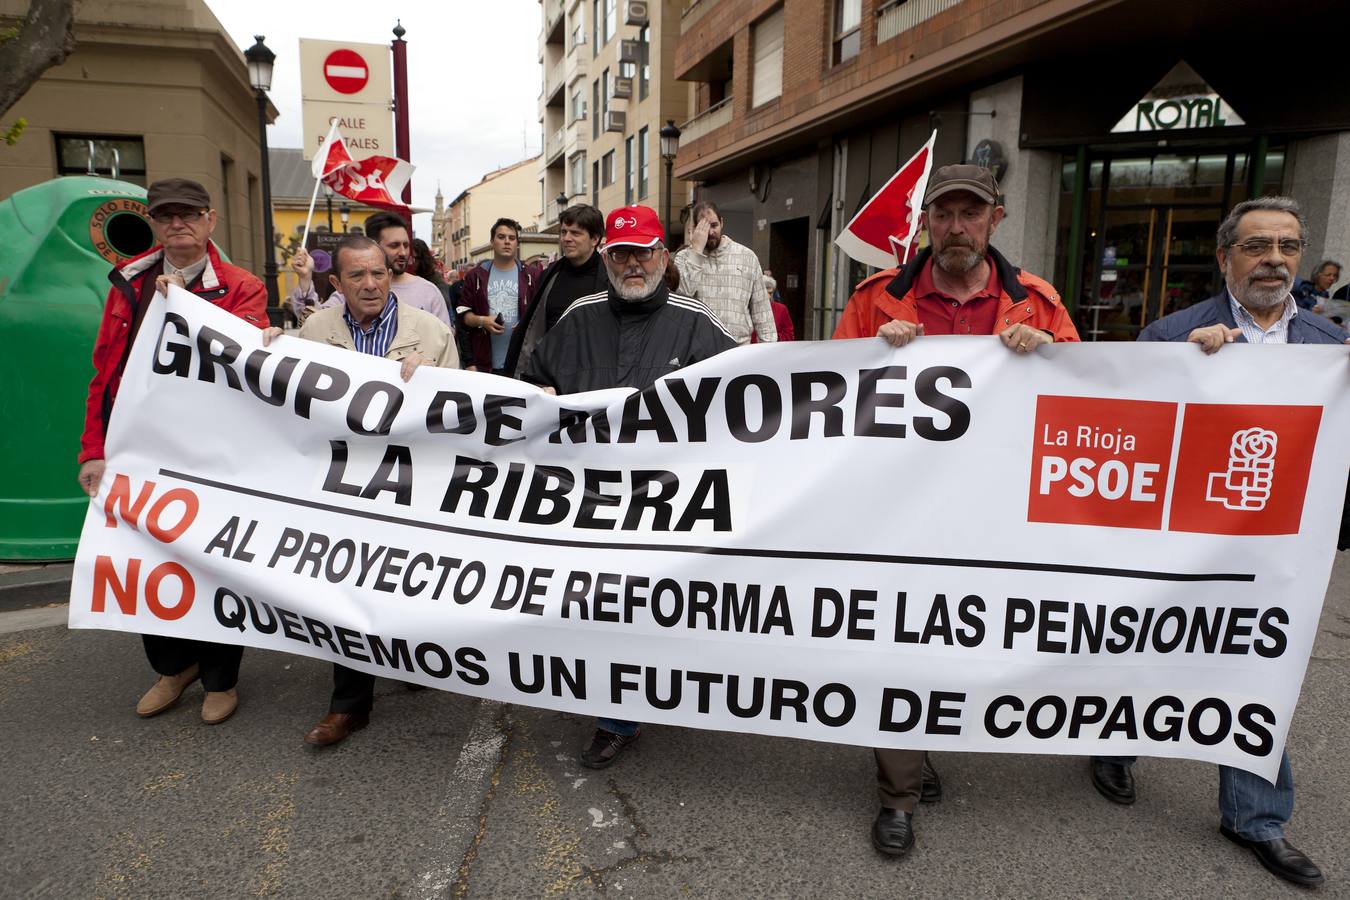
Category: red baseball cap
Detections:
[{"x1": 605, "y1": 205, "x2": 664, "y2": 249}]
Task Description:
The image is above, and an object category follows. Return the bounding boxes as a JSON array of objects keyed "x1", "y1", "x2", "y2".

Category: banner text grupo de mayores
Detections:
[{"x1": 70, "y1": 287, "x2": 1350, "y2": 780}]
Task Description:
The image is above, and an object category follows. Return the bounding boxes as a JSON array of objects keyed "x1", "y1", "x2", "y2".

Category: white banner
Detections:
[{"x1": 71, "y1": 289, "x2": 1350, "y2": 779}]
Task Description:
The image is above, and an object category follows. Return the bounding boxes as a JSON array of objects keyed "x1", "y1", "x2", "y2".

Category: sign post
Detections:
[{"x1": 298, "y1": 38, "x2": 394, "y2": 161}]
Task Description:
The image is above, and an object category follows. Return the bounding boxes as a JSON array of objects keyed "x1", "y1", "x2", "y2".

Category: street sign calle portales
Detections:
[
  {"x1": 1111, "y1": 60, "x2": 1245, "y2": 134},
  {"x1": 299, "y1": 38, "x2": 395, "y2": 160}
]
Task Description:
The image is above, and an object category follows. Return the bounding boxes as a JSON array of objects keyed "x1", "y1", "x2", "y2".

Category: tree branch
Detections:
[{"x1": 0, "y1": 0, "x2": 76, "y2": 120}]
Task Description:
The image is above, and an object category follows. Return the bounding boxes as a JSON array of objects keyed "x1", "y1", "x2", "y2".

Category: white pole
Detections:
[{"x1": 299, "y1": 175, "x2": 324, "y2": 249}]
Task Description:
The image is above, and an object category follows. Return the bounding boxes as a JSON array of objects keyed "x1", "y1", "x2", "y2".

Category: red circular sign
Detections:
[{"x1": 323, "y1": 48, "x2": 369, "y2": 95}]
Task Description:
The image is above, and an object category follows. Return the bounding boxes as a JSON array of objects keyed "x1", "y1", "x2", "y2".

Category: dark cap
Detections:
[
  {"x1": 146, "y1": 178, "x2": 212, "y2": 214},
  {"x1": 922, "y1": 164, "x2": 999, "y2": 207}
]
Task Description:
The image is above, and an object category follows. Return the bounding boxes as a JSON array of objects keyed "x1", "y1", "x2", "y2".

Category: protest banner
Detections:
[{"x1": 70, "y1": 288, "x2": 1350, "y2": 779}]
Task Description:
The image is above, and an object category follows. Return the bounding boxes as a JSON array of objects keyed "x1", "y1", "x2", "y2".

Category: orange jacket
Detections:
[{"x1": 832, "y1": 246, "x2": 1080, "y2": 343}]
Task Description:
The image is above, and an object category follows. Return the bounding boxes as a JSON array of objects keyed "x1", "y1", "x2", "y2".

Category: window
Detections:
[
  {"x1": 570, "y1": 153, "x2": 587, "y2": 195},
  {"x1": 604, "y1": 0, "x2": 616, "y2": 42},
  {"x1": 55, "y1": 133, "x2": 147, "y2": 185},
  {"x1": 601, "y1": 67, "x2": 611, "y2": 128},
  {"x1": 592, "y1": 160, "x2": 600, "y2": 206},
  {"x1": 592, "y1": 0, "x2": 601, "y2": 56},
  {"x1": 602, "y1": 151, "x2": 615, "y2": 187},
  {"x1": 624, "y1": 136, "x2": 634, "y2": 205},
  {"x1": 752, "y1": 8, "x2": 785, "y2": 107},
  {"x1": 638, "y1": 126, "x2": 649, "y2": 198},
  {"x1": 570, "y1": 5, "x2": 584, "y2": 52},
  {"x1": 592, "y1": 78, "x2": 600, "y2": 138},
  {"x1": 639, "y1": 25, "x2": 651, "y2": 100},
  {"x1": 571, "y1": 85, "x2": 587, "y2": 122},
  {"x1": 832, "y1": 0, "x2": 861, "y2": 65}
]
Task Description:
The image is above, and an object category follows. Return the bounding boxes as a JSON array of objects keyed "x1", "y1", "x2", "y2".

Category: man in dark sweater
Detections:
[{"x1": 504, "y1": 205, "x2": 608, "y2": 376}]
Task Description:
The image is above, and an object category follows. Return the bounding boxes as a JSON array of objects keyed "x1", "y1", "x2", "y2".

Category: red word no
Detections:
[
  {"x1": 103, "y1": 474, "x2": 199, "y2": 542},
  {"x1": 91, "y1": 556, "x2": 195, "y2": 620}
]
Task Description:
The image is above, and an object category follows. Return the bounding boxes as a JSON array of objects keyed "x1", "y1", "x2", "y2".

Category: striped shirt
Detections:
[
  {"x1": 1228, "y1": 290, "x2": 1296, "y2": 345},
  {"x1": 344, "y1": 293, "x2": 399, "y2": 357}
]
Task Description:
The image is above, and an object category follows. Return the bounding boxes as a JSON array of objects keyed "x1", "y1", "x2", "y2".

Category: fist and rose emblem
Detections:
[{"x1": 1207, "y1": 427, "x2": 1278, "y2": 512}]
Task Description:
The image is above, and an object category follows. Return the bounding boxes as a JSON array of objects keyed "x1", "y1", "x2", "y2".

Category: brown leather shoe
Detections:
[
  {"x1": 304, "y1": 711, "x2": 370, "y2": 747},
  {"x1": 201, "y1": 689, "x2": 238, "y2": 725},
  {"x1": 135, "y1": 664, "x2": 200, "y2": 717}
]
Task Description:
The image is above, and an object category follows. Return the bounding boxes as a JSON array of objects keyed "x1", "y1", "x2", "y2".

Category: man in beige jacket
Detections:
[{"x1": 262, "y1": 233, "x2": 457, "y2": 747}]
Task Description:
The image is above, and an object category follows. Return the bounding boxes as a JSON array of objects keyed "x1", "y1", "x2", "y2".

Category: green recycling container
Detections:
[{"x1": 0, "y1": 176, "x2": 156, "y2": 561}]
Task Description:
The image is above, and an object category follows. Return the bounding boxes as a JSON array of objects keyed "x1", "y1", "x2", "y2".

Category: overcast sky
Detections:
[{"x1": 208, "y1": 0, "x2": 542, "y2": 240}]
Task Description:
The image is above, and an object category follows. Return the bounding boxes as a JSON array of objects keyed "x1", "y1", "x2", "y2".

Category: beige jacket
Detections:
[{"x1": 299, "y1": 301, "x2": 460, "y2": 369}]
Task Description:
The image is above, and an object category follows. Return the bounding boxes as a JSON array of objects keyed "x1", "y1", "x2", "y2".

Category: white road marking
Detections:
[{"x1": 414, "y1": 699, "x2": 506, "y2": 900}]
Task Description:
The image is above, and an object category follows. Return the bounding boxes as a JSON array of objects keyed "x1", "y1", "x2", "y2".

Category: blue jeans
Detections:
[
  {"x1": 1094, "y1": 751, "x2": 1294, "y2": 841},
  {"x1": 597, "y1": 717, "x2": 639, "y2": 737}
]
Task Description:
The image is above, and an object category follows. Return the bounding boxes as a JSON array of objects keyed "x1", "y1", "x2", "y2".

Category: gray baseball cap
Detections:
[{"x1": 922, "y1": 164, "x2": 999, "y2": 207}]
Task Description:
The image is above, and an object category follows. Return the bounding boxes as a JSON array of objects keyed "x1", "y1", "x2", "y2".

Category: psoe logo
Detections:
[{"x1": 1206, "y1": 427, "x2": 1277, "y2": 511}]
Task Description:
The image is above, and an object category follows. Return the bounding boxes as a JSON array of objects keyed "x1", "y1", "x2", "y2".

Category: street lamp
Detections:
[
  {"x1": 339, "y1": 202, "x2": 350, "y2": 232},
  {"x1": 244, "y1": 34, "x2": 281, "y2": 324},
  {"x1": 556, "y1": 190, "x2": 568, "y2": 216},
  {"x1": 659, "y1": 119, "x2": 681, "y2": 244}
]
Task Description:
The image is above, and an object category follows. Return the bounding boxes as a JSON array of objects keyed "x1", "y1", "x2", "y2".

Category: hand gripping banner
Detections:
[{"x1": 71, "y1": 289, "x2": 1350, "y2": 779}]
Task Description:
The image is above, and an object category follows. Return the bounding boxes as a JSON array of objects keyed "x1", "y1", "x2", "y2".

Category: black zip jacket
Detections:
[{"x1": 520, "y1": 282, "x2": 737, "y2": 394}]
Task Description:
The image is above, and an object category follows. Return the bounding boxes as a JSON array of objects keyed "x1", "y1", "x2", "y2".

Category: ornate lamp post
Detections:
[
  {"x1": 659, "y1": 119, "x2": 681, "y2": 243},
  {"x1": 339, "y1": 202, "x2": 351, "y2": 233},
  {"x1": 244, "y1": 35, "x2": 281, "y2": 323}
]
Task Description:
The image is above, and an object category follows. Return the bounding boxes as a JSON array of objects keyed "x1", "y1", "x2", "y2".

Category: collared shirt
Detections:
[
  {"x1": 164, "y1": 255, "x2": 208, "y2": 286},
  {"x1": 1228, "y1": 289, "x2": 1297, "y2": 345},
  {"x1": 344, "y1": 293, "x2": 399, "y2": 357},
  {"x1": 912, "y1": 255, "x2": 1002, "y2": 335},
  {"x1": 673, "y1": 236, "x2": 776, "y2": 345}
]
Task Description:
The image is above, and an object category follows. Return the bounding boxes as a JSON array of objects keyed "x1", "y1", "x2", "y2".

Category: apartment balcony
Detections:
[
  {"x1": 876, "y1": 0, "x2": 963, "y2": 43},
  {"x1": 542, "y1": 0, "x2": 564, "y2": 43},
  {"x1": 544, "y1": 57, "x2": 565, "y2": 107},
  {"x1": 680, "y1": 0, "x2": 716, "y2": 34},
  {"x1": 678, "y1": 98, "x2": 733, "y2": 145},
  {"x1": 545, "y1": 126, "x2": 566, "y2": 165}
]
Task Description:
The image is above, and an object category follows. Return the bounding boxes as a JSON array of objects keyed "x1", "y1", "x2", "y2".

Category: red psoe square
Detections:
[{"x1": 1168, "y1": 404, "x2": 1322, "y2": 536}]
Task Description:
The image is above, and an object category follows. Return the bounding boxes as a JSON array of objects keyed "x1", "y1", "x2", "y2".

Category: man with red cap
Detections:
[
  {"x1": 521, "y1": 205, "x2": 736, "y2": 767},
  {"x1": 833, "y1": 163, "x2": 1080, "y2": 859}
]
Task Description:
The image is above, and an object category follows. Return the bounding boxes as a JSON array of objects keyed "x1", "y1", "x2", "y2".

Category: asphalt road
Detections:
[{"x1": 3, "y1": 557, "x2": 1348, "y2": 899}]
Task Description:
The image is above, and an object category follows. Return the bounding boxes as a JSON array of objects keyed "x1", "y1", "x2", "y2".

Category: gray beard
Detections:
[
  {"x1": 935, "y1": 244, "x2": 983, "y2": 275},
  {"x1": 609, "y1": 266, "x2": 664, "y2": 301},
  {"x1": 1229, "y1": 268, "x2": 1292, "y2": 311}
]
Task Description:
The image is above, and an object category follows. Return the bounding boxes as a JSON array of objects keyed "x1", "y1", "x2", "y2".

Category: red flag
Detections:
[
  {"x1": 322, "y1": 154, "x2": 415, "y2": 218},
  {"x1": 835, "y1": 130, "x2": 936, "y2": 270},
  {"x1": 311, "y1": 120, "x2": 354, "y2": 179},
  {"x1": 311, "y1": 121, "x2": 415, "y2": 218}
]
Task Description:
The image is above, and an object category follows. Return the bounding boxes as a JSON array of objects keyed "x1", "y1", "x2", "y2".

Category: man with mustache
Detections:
[
  {"x1": 833, "y1": 164, "x2": 1079, "y2": 860},
  {"x1": 521, "y1": 205, "x2": 736, "y2": 768},
  {"x1": 289, "y1": 212, "x2": 453, "y2": 332},
  {"x1": 1090, "y1": 196, "x2": 1345, "y2": 888}
]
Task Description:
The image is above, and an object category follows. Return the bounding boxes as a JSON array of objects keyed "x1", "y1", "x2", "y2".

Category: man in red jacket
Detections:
[
  {"x1": 833, "y1": 164, "x2": 1080, "y2": 859},
  {"x1": 77, "y1": 177, "x2": 266, "y2": 725}
]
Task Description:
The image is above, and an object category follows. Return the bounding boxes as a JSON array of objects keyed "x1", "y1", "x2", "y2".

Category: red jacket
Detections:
[
  {"x1": 833, "y1": 246, "x2": 1079, "y2": 343},
  {"x1": 458, "y1": 259, "x2": 539, "y2": 370},
  {"x1": 79, "y1": 242, "x2": 266, "y2": 463}
]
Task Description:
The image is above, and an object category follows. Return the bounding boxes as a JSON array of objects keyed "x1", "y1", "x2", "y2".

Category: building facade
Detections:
[
  {"x1": 536, "y1": 0, "x2": 693, "y2": 241},
  {"x1": 0, "y1": 0, "x2": 277, "y2": 275},
  {"x1": 436, "y1": 157, "x2": 542, "y2": 269},
  {"x1": 673, "y1": 0, "x2": 1350, "y2": 341}
]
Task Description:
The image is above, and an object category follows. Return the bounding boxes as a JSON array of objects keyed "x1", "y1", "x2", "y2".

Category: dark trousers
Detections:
[
  {"x1": 330, "y1": 664, "x2": 376, "y2": 714},
  {"x1": 143, "y1": 634, "x2": 242, "y2": 692},
  {"x1": 874, "y1": 748, "x2": 927, "y2": 813}
]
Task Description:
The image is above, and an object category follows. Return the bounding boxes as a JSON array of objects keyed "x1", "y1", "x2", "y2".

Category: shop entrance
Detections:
[{"x1": 1064, "y1": 148, "x2": 1283, "y2": 340}]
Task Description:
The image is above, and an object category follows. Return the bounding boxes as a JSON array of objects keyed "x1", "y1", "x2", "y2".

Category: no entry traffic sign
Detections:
[{"x1": 323, "y1": 48, "x2": 369, "y2": 94}]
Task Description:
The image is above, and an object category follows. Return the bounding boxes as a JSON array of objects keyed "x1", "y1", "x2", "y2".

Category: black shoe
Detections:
[
  {"x1": 920, "y1": 756, "x2": 942, "y2": 804},
  {"x1": 1220, "y1": 826, "x2": 1325, "y2": 887},
  {"x1": 1089, "y1": 759, "x2": 1136, "y2": 805},
  {"x1": 871, "y1": 807, "x2": 915, "y2": 857},
  {"x1": 578, "y1": 727, "x2": 640, "y2": 769}
]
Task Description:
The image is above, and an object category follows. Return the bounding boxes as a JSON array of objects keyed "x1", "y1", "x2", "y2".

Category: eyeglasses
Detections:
[
  {"x1": 1230, "y1": 237, "x2": 1306, "y2": 258},
  {"x1": 150, "y1": 209, "x2": 208, "y2": 224},
  {"x1": 605, "y1": 246, "x2": 658, "y2": 263}
]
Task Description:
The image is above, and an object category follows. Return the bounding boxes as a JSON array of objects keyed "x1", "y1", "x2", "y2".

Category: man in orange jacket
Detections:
[
  {"x1": 77, "y1": 177, "x2": 266, "y2": 726},
  {"x1": 833, "y1": 164, "x2": 1080, "y2": 859}
]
